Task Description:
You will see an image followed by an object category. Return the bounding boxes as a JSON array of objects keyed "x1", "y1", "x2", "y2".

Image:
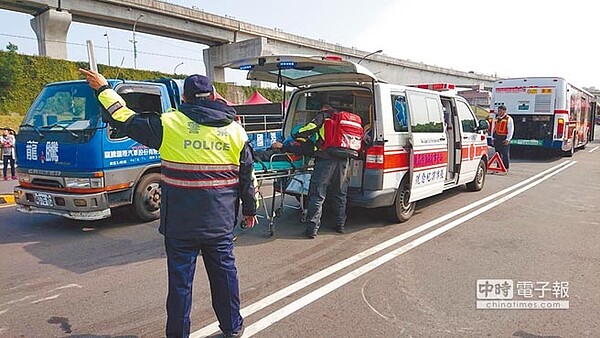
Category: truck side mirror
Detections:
[{"x1": 477, "y1": 119, "x2": 489, "y2": 132}]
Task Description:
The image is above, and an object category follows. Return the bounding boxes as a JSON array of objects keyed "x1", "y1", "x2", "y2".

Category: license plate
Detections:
[{"x1": 34, "y1": 193, "x2": 54, "y2": 207}]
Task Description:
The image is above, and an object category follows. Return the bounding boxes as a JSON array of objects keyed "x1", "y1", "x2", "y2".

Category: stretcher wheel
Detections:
[
  {"x1": 268, "y1": 229, "x2": 274, "y2": 237},
  {"x1": 301, "y1": 210, "x2": 308, "y2": 223},
  {"x1": 274, "y1": 207, "x2": 283, "y2": 217},
  {"x1": 240, "y1": 219, "x2": 247, "y2": 229}
]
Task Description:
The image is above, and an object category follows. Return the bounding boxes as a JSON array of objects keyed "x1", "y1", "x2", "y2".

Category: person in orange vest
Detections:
[{"x1": 491, "y1": 105, "x2": 514, "y2": 170}]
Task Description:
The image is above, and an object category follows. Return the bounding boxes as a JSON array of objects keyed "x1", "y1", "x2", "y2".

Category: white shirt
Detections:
[
  {"x1": 1, "y1": 134, "x2": 15, "y2": 158},
  {"x1": 491, "y1": 113, "x2": 514, "y2": 142}
]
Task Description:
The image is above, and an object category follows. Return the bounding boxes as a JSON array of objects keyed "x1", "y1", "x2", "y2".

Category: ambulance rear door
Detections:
[{"x1": 406, "y1": 89, "x2": 447, "y2": 202}]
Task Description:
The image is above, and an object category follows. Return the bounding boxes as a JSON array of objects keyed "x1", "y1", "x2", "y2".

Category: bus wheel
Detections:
[
  {"x1": 388, "y1": 180, "x2": 415, "y2": 223},
  {"x1": 131, "y1": 173, "x2": 161, "y2": 222},
  {"x1": 466, "y1": 159, "x2": 487, "y2": 191},
  {"x1": 563, "y1": 135, "x2": 575, "y2": 157}
]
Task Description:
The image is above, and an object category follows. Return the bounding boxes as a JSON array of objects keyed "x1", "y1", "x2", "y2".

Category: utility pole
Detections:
[
  {"x1": 174, "y1": 62, "x2": 184, "y2": 75},
  {"x1": 103, "y1": 32, "x2": 111, "y2": 66},
  {"x1": 357, "y1": 49, "x2": 383, "y2": 64},
  {"x1": 131, "y1": 14, "x2": 144, "y2": 69}
]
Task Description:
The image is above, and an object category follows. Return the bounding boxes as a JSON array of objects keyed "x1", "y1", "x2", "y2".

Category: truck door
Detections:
[
  {"x1": 102, "y1": 83, "x2": 166, "y2": 168},
  {"x1": 406, "y1": 90, "x2": 447, "y2": 202}
]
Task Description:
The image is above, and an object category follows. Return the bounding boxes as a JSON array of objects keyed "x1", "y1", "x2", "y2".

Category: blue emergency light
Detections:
[
  {"x1": 239, "y1": 64, "x2": 254, "y2": 70},
  {"x1": 278, "y1": 61, "x2": 296, "y2": 69}
]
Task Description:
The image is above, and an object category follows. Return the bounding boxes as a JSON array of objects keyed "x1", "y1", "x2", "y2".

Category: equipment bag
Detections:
[{"x1": 322, "y1": 111, "x2": 363, "y2": 159}]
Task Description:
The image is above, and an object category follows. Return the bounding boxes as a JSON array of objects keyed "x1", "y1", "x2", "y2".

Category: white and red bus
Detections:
[{"x1": 491, "y1": 77, "x2": 594, "y2": 156}]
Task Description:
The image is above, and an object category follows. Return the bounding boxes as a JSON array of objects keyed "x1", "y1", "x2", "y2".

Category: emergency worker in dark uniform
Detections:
[
  {"x1": 79, "y1": 68, "x2": 257, "y2": 338},
  {"x1": 295, "y1": 105, "x2": 350, "y2": 238}
]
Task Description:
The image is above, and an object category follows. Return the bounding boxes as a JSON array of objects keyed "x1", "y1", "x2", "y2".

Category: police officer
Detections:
[
  {"x1": 79, "y1": 69, "x2": 257, "y2": 338},
  {"x1": 491, "y1": 105, "x2": 514, "y2": 171}
]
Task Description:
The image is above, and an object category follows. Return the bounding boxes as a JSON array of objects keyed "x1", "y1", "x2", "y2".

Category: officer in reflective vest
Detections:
[
  {"x1": 79, "y1": 69, "x2": 257, "y2": 338},
  {"x1": 491, "y1": 105, "x2": 514, "y2": 170}
]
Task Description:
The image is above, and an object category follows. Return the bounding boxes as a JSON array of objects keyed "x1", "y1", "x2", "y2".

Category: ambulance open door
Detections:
[{"x1": 406, "y1": 90, "x2": 448, "y2": 202}]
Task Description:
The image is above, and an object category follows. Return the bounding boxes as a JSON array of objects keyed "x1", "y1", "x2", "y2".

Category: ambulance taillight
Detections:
[{"x1": 365, "y1": 145, "x2": 385, "y2": 170}]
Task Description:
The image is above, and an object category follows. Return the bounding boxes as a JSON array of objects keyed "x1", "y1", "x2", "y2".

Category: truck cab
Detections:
[
  {"x1": 14, "y1": 79, "x2": 178, "y2": 221},
  {"x1": 224, "y1": 55, "x2": 489, "y2": 222}
]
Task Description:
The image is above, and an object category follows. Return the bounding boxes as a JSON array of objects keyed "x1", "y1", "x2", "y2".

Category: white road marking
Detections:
[
  {"x1": 243, "y1": 161, "x2": 576, "y2": 337},
  {"x1": 588, "y1": 146, "x2": 598, "y2": 153},
  {"x1": 31, "y1": 294, "x2": 60, "y2": 304},
  {"x1": 361, "y1": 280, "x2": 392, "y2": 321},
  {"x1": 0, "y1": 204, "x2": 14, "y2": 209},
  {"x1": 192, "y1": 160, "x2": 573, "y2": 337},
  {"x1": 0, "y1": 309, "x2": 7, "y2": 315},
  {"x1": 47, "y1": 284, "x2": 82, "y2": 293},
  {"x1": 0, "y1": 295, "x2": 34, "y2": 307}
]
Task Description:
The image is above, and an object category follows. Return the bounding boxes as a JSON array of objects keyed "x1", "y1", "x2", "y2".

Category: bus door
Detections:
[{"x1": 406, "y1": 90, "x2": 447, "y2": 202}]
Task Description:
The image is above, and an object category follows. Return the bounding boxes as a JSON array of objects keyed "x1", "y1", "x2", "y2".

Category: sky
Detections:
[{"x1": 1, "y1": 0, "x2": 600, "y2": 89}]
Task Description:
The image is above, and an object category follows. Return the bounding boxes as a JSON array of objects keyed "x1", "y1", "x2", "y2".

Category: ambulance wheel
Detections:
[
  {"x1": 131, "y1": 173, "x2": 161, "y2": 222},
  {"x1": 389, "y1": 181, "x2": 414, "y2": 223},
  {"x1": 466, "y1": 159, "x2": 487, "y2": 191}
]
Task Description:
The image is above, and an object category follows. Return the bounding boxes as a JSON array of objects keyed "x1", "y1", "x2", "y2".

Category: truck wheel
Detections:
[
  {"x1": 131, "y1": 173, "x2": 161, "y2": 222},
  {"x1": 388, "y1": 180, "x2": 415, "y2": 223},
  {"x1": 466, "y1": 159, "x2": 487, "y2": 191}
]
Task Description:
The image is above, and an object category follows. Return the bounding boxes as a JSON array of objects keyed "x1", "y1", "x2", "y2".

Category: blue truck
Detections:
[{"x1": 13, "y1": 79, "x2": 282, "y2": 221}]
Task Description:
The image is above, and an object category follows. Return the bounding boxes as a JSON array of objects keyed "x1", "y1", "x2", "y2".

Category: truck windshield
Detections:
[{"x1": 22, "y1": 82, "x2": 99, "y2": 131}]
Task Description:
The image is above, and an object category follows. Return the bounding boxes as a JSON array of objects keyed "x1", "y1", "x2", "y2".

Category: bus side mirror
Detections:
[{"x1": 477, "y1": 119, "x2": 489, "y2": 132}]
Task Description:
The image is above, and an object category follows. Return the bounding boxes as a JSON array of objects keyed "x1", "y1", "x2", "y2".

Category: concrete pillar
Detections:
[
  {"x1": 203, "y1": 37, "x2": 267, "y2": 84},
  {"x1": 30, "y1": 8, "x2": 72, "y2": 59},
  {"x1": 202, "y1": 48, "x2": 226, "y2": 83}
]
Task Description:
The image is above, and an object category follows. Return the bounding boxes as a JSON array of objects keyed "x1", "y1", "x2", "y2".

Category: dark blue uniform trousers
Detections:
[
  {"x1": 165, "y1": 233, "x2": 243, "y2": 338},
  {"x1": 306, "y1": 157, "x2": 350, "y2": 233},
  {"x1": 493, "y1": 135, "x2": 510, "y2": 169}
]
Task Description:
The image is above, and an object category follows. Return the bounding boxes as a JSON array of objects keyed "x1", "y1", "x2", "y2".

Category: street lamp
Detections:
[
  {"x1": 103, "y1": 31, "x2": 111, "y2": 66},
  {"x1": 173, "y1": 62, "x2": 184, "y2": 75},
  {"x1": 357, "y1": 49, "x2": 383, "y2": 64},
  {"x1": 131, "y1": 14, "x2": 144, "y2": 69}
]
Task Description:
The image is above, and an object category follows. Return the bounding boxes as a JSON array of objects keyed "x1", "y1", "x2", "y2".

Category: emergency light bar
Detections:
[
  {"x1": 322, "y1": 55, "x2": 343, "y2": 61},
  {"x1": 411, "y1": 83, "x2": 456, "y2": 91},
  {"x1": 278, "y1": 61, "x2": 296, "y2": 69}
]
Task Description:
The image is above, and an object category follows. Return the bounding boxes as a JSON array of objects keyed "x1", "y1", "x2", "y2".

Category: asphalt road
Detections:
[{"x1": 1, "y1": 136, "x2": 599, "y2": 338}]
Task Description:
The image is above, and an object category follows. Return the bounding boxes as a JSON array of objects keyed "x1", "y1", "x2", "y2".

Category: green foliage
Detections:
[
  {"x1": 240, "y1": 85, "x2": 283, "y2": 103},
  {"x1": 472, "y1": 105, "x2": 490, "y2": 120},
  {"x1": 0, "y1": 51, "x2": 286, "y2": 120}
]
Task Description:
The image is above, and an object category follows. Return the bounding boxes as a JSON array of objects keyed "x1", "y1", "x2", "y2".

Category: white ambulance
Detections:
[{"x1": 226, "y1": 55, "x2": 490, "y2": 222}]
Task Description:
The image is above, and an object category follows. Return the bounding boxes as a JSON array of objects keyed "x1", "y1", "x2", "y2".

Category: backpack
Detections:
[{"x1": 322, "y1": 111, "x2": 363, "y2": 159}]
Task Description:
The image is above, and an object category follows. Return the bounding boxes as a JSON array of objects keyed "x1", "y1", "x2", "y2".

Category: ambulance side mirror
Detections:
[{"x1": 477, "y1": 119, "x2": 489, "y2": 133}]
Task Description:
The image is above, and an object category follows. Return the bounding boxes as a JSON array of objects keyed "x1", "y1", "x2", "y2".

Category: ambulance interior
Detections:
[
  {"x1": 285, "y1": 86, "x2": 374, "y2": 187},
  {"x1": 286, "y1": 87, "x2": 373, "y2": 136}
]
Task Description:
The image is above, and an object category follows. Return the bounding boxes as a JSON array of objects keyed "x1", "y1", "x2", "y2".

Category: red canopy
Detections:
[
  {"x1": 245, "y1": 91, "x2": 271, "y2": 105},
  {"x1": 214, "y1": 91, "x2": 234, "y2": 106}
]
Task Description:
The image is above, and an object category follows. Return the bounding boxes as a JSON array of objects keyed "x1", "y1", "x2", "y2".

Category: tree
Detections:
[{"x1": 6, "y1": 42, "x2": 18, "y2": 53}]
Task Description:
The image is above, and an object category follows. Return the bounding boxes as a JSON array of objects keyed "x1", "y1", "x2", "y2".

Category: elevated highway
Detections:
[{"x1": 0, "y1": 0, "x2": 497, "y2": 86}]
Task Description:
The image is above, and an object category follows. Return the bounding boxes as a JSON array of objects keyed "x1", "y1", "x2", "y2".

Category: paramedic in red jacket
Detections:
[
  {"x1": 295, "y1": 105, "x2": 349, "y2": 238},
  {"x1": 79, "y1": 69, "x2": 256, "y2": 338}
]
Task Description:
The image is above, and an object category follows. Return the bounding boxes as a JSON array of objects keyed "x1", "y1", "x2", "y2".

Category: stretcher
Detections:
[{"x1": 249, "y1": 152, "x2": 313, "y2": 236}]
